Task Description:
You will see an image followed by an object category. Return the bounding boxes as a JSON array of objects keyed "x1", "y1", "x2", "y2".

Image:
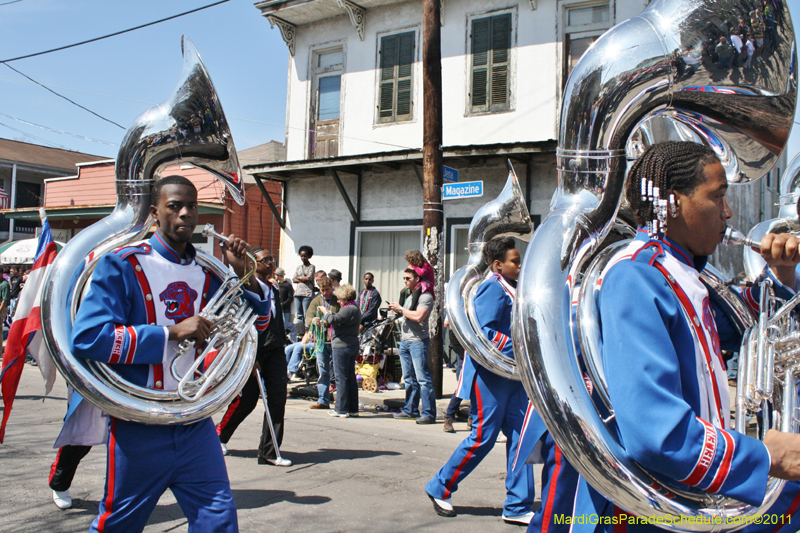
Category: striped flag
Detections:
[{"x1": 0, "y1": 215, "x2": 59, "y2": 443}]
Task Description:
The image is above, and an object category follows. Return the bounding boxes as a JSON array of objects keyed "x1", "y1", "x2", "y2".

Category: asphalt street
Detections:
[{"x1": 0, "y1": 365, "x2": 544, "y2": 533}]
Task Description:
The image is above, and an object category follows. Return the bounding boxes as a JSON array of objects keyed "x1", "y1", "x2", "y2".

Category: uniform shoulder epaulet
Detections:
[
  {"x1": 630, "y1": 241, "x2": 665, "y2": 267},
  {"x1": 111, "y1": 241, "x2": 153, "y2": 261}
]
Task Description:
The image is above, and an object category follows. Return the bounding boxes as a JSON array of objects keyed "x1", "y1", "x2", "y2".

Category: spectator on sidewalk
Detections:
[
  {"x1": 715, "y1": 36, "x2": 733, "y2": 68},
  {"x1": 328, "y1": 269, "x2": 342, "y2": 290},
  {"x1": 285, "y1": 333, "x2": 315, "y2": 380},
  {"x1": 0, "y1": 273, "x2": 9, "y2": 354},
  {"x1": 388, "y1": 268, "x2": 437, "y2": 425},
  {"x1": 730, "y1": 32, "x2": 743, "y2": 67},
  {"x1": 8, "y1": 266, "x2": 22, "y2": 320},
  {"x1": 321, "y1": 284, "x2": 361, "y2": 418},
  {"x1": 357, "y1": 272, "x2": 382, "y2": 330},
  {"x1": 306, "y1": 276, "x2": 339, "y2": 410},
  {"x1": 293, "y1": 245, "x2": 315, "y2": 323},
  {"x1": 275, "y1": 268, "x2": 295, "y2": 342}
]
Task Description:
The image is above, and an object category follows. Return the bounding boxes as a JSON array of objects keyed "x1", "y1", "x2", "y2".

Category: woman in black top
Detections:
[{"x1": 321, "y1": 283, "x2": 362, "y2": 418}]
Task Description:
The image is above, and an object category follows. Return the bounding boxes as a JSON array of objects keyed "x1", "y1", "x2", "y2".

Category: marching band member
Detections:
[
  {"x1": 49, "y1": 444, "x2": 91, "y2": 509},
  {"x1": 71, "y1": 175, "x2": 271, "y2": 533},
  {"x1": 216, "y1": 247, "x2": 292, "y2": 467},
  {"x1": 572, "y1": 142, "x2": 800, "y2": 532},
  {"x1": 425, "y1": 236, "x2": 544, "y2": 525}
]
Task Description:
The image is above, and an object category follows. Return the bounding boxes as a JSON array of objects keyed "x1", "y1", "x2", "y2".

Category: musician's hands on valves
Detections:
[
  {"x1": 221, "y1": 233, "x2": 262, "y2": 295},
  {"x1": 763, "y1": 429, "x2": 800, "y2": 481},
  {"x1": 757, "y1": 233, "x2": 800, "y2": 288},
  {"x1": 168, "y1": 315, "x2": 213, "y2": 344}
]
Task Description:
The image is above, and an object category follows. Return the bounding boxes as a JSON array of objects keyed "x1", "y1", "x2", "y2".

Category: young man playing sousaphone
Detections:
[
  {"x1": 426, "y1": 237, "x2": 546, "y2": 525},
  {"x1": 71, "y1": 175, "x2": 272, "y2": 532},
  {"x1": 571, "y1": 142, "x2": 800, "y2": 532}
]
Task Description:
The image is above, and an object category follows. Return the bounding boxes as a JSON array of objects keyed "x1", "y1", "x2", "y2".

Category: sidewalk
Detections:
[{"x1": 289, "y1": 364, "x2": 469, "y2": 417}]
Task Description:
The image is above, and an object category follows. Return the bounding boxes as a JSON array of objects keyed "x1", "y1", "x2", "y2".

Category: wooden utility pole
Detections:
[{"x1": 422, "y1": 0, "x2": 444, "y2": 398}]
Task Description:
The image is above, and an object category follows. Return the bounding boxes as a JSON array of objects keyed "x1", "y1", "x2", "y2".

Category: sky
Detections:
[
  {"x1": 1, "y1": 0, "x2": 800, "y2": 161},
  {"x1": 0, "y1": 0, "x2": 289, "y2": 158}
]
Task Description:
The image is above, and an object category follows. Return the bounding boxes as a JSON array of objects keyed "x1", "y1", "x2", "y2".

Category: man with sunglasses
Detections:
[
  {"x1": 388, "y1": 268, "x2": 437, "y2": 424},
  {"x1": 216, "y1": 248, "x2": 292, "y2": 466}
]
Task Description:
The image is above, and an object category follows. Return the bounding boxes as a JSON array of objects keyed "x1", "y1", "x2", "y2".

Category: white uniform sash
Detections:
[{"x1": 604, "y1": 240, "x2": 729, "y2": 429}]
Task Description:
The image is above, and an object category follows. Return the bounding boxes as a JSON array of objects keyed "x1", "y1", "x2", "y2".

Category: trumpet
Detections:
[{"x1": 171, "y1": 224, "x2": 259, "y2": 403}]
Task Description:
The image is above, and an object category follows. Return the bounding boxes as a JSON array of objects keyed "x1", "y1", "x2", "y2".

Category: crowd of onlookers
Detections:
[
  {"x1": 272, "y1": 246, "x2": 452, "y2": 425},
  {"x1": 0, "y1": 266, "x2": 28, "y2": 357},
  {"x1": 713, "y1": 2, "x2": 780, "y2": 69}
]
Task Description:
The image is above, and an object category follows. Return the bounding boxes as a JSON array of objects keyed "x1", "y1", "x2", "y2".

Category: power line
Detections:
[
  {"x1": 3, "y1": 63, "x2": 126, "y2": 129},
  {"x1": 0, "y1": 75, "x2": 156, "y2": 105},
  {"x1": 0, "y1": 112, "x2": 117, "y2": 146},
  {"x1": 0, "y1": 0, "x2": 230, "y2": 63},
  {"x1": 0, "y1": 121, "x2": 65, "y2": 149},
  {"x1": 0, "y1": 0, "x2": 23, "y2": 6}
]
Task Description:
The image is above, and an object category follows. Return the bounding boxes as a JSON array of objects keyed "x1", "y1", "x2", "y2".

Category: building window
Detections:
[
  {"x1": 378, "y1": 31, "x2": 415, "y2": 123},
  {"x1": 469, "y1": 13, "x2": 512, "y2": 113},
  {"x1": 563, "y1": 3, "x2": 611, "y2": 85}
]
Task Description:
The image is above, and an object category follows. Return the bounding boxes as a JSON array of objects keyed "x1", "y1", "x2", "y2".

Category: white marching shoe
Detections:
[
  {"x1": 502, "y1": 511, "x2": 534, "y2": 525},
  {"x1": 221, "y1": 442, "x2": 228, "y2": 456},
  {"x1": 53, "y1": 490, "x2": 72, "y2": 509}
]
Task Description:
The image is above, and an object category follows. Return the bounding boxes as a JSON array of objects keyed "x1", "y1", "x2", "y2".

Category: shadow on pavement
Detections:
[
  {"x1": 226, "y1": 447, "x2": 401, "y2": 464},
  {"x1": 233, "y1": 488, "x2": 331, "y2": 508},
  {"x1": 145, "y1": 488, "x2": 331, "y2": 526}
]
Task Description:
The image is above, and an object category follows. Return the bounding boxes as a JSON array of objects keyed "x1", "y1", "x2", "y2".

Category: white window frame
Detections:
[
  {"x1": 464, "y1": 6, "x2": 518, "y2": 117},
  {"x1": 449, "y1": 223, "x2": 470, "y2": 280}
]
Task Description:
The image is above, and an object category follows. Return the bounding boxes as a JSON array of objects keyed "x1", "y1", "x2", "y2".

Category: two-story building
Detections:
[
  {"x1": 245, "y1": 0, "x2": 653, "y2": 298},
  {"x1": 246, "y1": 0, "x2": 785, "y2": 294}
]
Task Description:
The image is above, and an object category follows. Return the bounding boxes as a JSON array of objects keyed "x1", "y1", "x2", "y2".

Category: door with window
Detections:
[{"x1": 310, "y1": 49, "x2": 343, "y2": 159}]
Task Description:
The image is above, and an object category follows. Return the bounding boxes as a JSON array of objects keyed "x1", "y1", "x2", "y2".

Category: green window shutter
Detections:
[
  {"x1": 378, "y1": 31, "x2": 415, "y2": 123},
  {"x1": 396, "y1": 32, "x2": 415, "y2": 120},
  {"x1": 379, "y1": 34, "x2": 398, "y2": 121},
  {"x1": 490, "y1": 14, "x2": 511, "y2": 109},
  {"x1": 471, "y1": 17, "x2": 490, "y2": 110},
  {"x1": 471, "y1": 13, "x2": 511, "y2": 113}
]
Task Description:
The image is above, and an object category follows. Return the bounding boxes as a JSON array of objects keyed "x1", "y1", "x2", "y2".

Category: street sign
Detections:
[
  {"x1": 442, "y1": 180, "x2": 483, "y2": 200},
  {"x1": 443, "y1": 165, "x2": 458, "y2": 183}
]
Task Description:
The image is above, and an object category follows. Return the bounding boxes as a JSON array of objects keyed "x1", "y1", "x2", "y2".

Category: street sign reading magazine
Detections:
[{"x1": 442, "y1": 180, "x2": 483, "y2": 200}]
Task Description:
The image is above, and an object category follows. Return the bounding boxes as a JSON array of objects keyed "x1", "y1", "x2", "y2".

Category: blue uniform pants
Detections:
[
  {"x1": 426, "y1": 364, "x2": 534, "y2": 515},
  {"x1": 527, "y1": 432, "x2": 580, "y2": 532},
  {"x1": 90, "y1": 417, "x2": 237, "y2": 533}
]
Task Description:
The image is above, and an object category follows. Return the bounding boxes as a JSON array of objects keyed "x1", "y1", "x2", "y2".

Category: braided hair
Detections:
[{"x1": 625, "y1": 141, "x2": 719, "y2": 235}]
